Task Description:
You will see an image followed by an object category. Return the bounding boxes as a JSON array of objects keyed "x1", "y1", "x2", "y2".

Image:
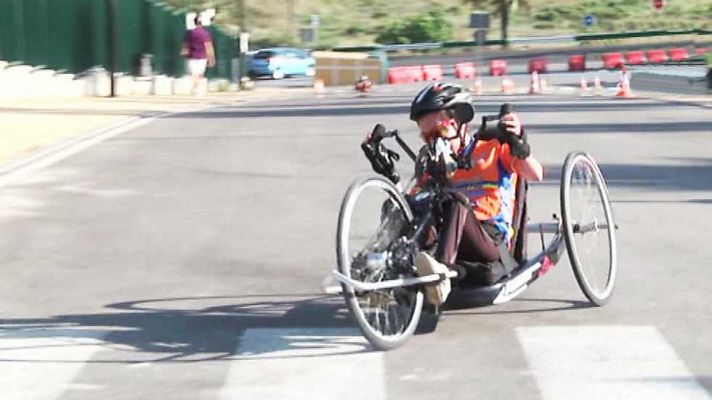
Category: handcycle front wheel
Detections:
[
  {"x1": 336, "y1": 175, "x2": 423, "y2": 350},
  {"x1": 560, "y1": 152, "x2": 618, "y2": 306}
]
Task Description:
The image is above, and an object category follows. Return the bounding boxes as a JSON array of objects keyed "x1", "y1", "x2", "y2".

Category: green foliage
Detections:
[
  {"x1": 250, "y1": 33, "x2": 299, "y2": 49},
  {"x1": 160, "y1": 0, "x2": 712, "y2": 47},
  {"x1": 375, "y1": 9, "x2": 453, "y2": 44}
]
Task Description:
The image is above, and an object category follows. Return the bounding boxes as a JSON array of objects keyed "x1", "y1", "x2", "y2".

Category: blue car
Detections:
[{"x1": 248, "y1": 48, "x2": 316, "y2": 79}]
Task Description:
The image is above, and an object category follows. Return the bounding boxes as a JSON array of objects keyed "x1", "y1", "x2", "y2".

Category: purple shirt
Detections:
[{"x1": 183, "y1": 27, "x2": 212, "y2": 60}]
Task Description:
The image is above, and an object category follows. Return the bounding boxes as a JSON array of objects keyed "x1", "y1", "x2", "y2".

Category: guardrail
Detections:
[{"x1": 333, "y1": 29, "x2": 712, "y2": 53}]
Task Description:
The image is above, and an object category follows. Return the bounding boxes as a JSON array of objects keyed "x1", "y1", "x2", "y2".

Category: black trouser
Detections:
[
  {"x1": 431, "y1": 195, "x2": 516, "y2": 285},
  {"x1": 435, "y1": 198, "x2": 502, "y2": 267}
]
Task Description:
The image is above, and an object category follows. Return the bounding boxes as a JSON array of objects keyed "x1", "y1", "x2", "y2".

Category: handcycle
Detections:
[{"x1": 324, "y1": 105, "x2": 618, "y2": 350}]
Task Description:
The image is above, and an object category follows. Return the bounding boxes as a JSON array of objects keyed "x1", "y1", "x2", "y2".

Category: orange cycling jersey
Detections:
[{"x1": 416, "y1": 138, "x2": 519, "y2": 243}]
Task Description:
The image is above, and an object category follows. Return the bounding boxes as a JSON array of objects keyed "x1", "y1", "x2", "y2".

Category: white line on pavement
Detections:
[
  {"x1": 219, "y1": 328, "x2": 385, "y2": 400},
  {"x1": 516, "y1": 326, "x2": 711, "y2": 400},
  {"x1": 0, "y1": 328, "x2": 108, "y2": 400},
  {"x1": 0, "y1": 105, "x2": 218, "y2": 188},
  {"x1": 0, "y1": 116, "x2": 150, "y2": 188}
]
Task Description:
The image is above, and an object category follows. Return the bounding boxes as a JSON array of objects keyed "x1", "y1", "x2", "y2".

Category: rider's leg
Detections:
[{"x1": 436, "y1": 200, "x2": 499, "y2": 265}]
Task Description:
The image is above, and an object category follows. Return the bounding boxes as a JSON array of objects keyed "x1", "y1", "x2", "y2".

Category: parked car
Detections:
[{"x1": 248, "y1": 48, "x2": 316, "y2": 79}]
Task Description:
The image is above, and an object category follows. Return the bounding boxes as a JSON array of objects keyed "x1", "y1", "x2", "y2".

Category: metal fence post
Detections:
[{"x1": 107, "y1": 0, "x2": 117, "y2": 97}]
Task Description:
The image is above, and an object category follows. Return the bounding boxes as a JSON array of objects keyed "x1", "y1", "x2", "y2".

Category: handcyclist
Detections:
[{"x1": 409, "y1": 82, "x2": 544, "y2": 305}]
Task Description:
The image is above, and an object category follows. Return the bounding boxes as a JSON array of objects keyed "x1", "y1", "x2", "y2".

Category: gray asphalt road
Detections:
[{"x1": 1, "y1": 83, "x2": 711, "y2": 400}]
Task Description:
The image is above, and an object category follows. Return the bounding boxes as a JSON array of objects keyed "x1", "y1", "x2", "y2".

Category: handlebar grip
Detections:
[
  {"x1": 369, "y1": 124, "x2": 387, "y2": 143},
  {"x1": 499, "y1": 103, "x2": 513, "y2": 117}
]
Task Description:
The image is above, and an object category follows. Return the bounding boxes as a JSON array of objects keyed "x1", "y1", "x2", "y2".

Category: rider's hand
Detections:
[
  {"x1": 502, "y1": 113, "x2": 530, "y2": 159},
  {"x1": 501, "y1": 113, "x2": 522, "y2": 137}
]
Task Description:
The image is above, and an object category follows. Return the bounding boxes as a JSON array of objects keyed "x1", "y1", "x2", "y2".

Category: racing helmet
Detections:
[{"x1": 409, "y1": 82, "x2": 475, "y2": 124}]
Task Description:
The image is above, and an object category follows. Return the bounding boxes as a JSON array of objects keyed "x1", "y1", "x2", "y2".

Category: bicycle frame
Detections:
[{"x1": 328, "y1": 218, "x2": 566, "y2": 305}]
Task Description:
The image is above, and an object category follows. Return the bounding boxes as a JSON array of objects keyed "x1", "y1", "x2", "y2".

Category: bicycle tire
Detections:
[
  {"x1": 560, "y1": 152, "x2": 618, "y2": 306},
  {"x1": 336, "y1": 175, "x2": 423, "y2": 350}
]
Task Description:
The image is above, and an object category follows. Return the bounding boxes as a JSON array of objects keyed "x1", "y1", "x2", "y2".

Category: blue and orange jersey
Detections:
[
  {"x1": 451, "y1": 139, "x2": 518, "y2": 243},
  {"x1": 413, "y1": 138, "x2": 519, "y2": 243}
]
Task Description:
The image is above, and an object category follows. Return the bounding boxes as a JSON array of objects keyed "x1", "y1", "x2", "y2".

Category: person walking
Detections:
[{"x1": 181, "y1": 15, "x2": 216, "y2": 95}]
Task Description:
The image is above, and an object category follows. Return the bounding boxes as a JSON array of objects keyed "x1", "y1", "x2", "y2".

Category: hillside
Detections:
[{"x1": 163, "y1": 0, "x2": 712, "y2": 48}]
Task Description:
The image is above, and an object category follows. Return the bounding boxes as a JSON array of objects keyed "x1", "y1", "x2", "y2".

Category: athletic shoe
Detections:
[{"x1": 414, "y1": 252, "x2": 452, "y2": 305}]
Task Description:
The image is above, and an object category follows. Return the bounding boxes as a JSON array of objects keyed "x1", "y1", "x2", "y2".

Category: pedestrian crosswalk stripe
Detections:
[
  {"x1": 0, "y1": 328, "x2": 108, "y2": 400},
  {"x1": 219, "y1": 328, "x2": 385, "y2": 400},
  {"x1": 516, "y1": 326, "x2": 711, "y2": 400}
]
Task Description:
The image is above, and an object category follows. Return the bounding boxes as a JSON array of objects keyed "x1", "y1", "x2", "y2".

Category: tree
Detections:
[
  {"x1": 376, "y1": 10, "x2": 453, "y2": 44},
  {"x1": 463, "y1": 0, "x2": 529, "y2": 46}
]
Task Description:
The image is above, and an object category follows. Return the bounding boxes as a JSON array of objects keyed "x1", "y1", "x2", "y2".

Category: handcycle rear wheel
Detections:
[
  {"x1": 336, "y1": 176, "x2": 423, "y2": 350},
  {"x1": 560, "y1": 152, "x2": 618, "y2": 306}
]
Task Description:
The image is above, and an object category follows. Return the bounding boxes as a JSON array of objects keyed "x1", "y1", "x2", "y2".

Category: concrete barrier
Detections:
[{"x1": 152, "y1": 75, "x2": 173, "y2": 95}]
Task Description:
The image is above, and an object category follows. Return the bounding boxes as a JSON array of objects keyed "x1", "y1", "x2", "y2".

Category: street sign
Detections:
[
  {"x1": 583, "y1": 14, "x2": 596, "y2": 28},
  {"x1": 652, "y1": 0, "x2": 666, "y2": 10},
  {"x1": 470, "y1": 12, "x2": 490, "y2": 29}
]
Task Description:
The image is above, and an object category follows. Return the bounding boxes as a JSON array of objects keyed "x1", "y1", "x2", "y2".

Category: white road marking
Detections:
[
  {"x1": 0, "y1": 105, "x2": 216, "y2": 188},
  {"x1": 516, "y1": 326, "x2": 711, "y2": 400},
  {"x1": 0, "y1": 328, "x2": 108, "y2": 400},
  {"x1": 219, "y1": 328, "x2": 385, "y2": 400}
]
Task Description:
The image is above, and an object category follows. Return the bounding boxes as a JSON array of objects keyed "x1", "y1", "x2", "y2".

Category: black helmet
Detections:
[{"x1": 409, "y1": 82, "x2": 475, "y2": 124}]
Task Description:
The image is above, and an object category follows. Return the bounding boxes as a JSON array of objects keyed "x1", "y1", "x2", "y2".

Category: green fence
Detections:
[{"x1": 0, "y1": 0, "x2": 236, "y2": 80}]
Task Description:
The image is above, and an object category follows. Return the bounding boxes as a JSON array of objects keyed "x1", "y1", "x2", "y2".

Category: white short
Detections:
[{"x1": 187, "y1": 59, "x2": 207, "y2": 77}]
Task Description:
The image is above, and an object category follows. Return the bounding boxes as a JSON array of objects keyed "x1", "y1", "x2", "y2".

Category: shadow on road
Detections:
[
  {"x1": 545, "y1": 157, "x2": 712, "y2": 192},
  {"x1": 0, "y1": 294, "x2": 367, "y2": 364},
  {"x1": 444, "y1": 297, "x2": 593, "y2": 315}
]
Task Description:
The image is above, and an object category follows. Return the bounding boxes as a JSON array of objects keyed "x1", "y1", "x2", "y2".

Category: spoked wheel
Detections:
[
  {"x1": 336, "y1": 176, "x2": 423, "y2": 350},
  {"x1": 560, "y1": 152, "x2": 618, "y2": 306}
]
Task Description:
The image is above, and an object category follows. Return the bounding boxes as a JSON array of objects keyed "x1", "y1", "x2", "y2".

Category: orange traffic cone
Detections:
[
  {"x1": 616, "y1": 70, "x2": 633, "y2": 98},
  {"x1": 472, "y1": 76, "x2": 483, "y2": 95},
  {"x1": 593, "y1": 74, "x2": 603, "y2": 96},
  {"x1": 501, "y1": 76, "x2": 515, "y2": 95},
  {"x1": 313, "y1": 78, "x2": 325, "y2": 95},
  {"x1": 539, "y1": 75, "x2": 549, "y2": 93},
  {"x1": 529, "y1": 71, "x2": 541, "y2": 94},
  {"x1": 580, "y1": 76, "x2": 590, "y2": 96}
]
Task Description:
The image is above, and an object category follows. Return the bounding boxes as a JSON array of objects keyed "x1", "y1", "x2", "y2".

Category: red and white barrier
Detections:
[
  {"x1": 528, "y1": 58, "x2": 548, "y2": 74},
  {"x1": 454, "y1": 62, "x2": 476, "y2": 79},
  {"x1": 646, "y1": 49, "x2": 668, "y2": 63},
  {"x1": 624, "y1": 51, "x2": 646, "y2": 65},
  {"x1": 421, "y1": 64, "x2": 443, "y2": 81},
  {"x1": 568, "y1": 55, "x2": 586, "y2": 71},
  {"x1": 489, "y1": 59, "x2": 507, "y2": 76},
  {"x1": 667, "y1": 48, "x2": 690, "y2": 62},
  {"x1": 387, "y1": 66, "x2": 424, "y2": 84},
  {"x1": 602, "y1": 52, "x2": 624, "y2": 69}
]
